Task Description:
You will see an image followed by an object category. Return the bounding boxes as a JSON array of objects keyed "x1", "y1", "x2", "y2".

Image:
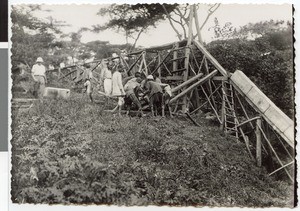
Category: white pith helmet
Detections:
[
  {"x1": 36, "y1": 57, "x2": 44, "y2": 63},
  {"x1": 147, "y1": 75, "x2": 154, "y2": 80}
]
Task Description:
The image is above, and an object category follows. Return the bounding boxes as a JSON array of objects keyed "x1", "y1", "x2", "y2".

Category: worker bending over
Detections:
[
  {"x1": 144, "y1": 75, "x2": 165, "y2": 117},
  {"x1": 123, "y1": 72, "x2": 145, "y2": 117}
]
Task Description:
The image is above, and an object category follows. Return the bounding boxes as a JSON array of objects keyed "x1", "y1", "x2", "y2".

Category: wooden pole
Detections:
[
  {"x1": 256, "y1": 117, "x2": 262, "y2": 167},
  {"x1": 170, "y1": 70, "x2": 217, "y2": 105},
  {"x1": 268, "y1": 160, "x2": 294, "y2": 176},
  {"x1": 257, "y1": 125, "x2": 293, "y2": 182},
  {"x1": 142, "y1": 52, "x2": 148, "y2": 75},
  {"x1": 194, "y1": 40, "x2": 228, "y2": 77},
  {"x1": 158, "y1": 53, "x2": 161, "y2": 78},
  {"x1": 182, "y1": 5, "x2": 194, "y2": 112},
  {"x1": 204, "y1": 58, "x2": 217, "y2": 109},
  {"x1": 193, "y1": 5, "x2": 203, "y2": 43},
  {"x1": 151, "y1": 51, "x2": 172, "y2": 75},
  {"x1": 126, "y1": 53, "x2": 143, "y2": 75},
  {"x1": 236, "y1": 93, "x2": 255, "y2": 129},
  {"x1": 173, "y1": 43, "x2": 179, "y2": 74},
  {"x1": 171, "y1": 72, "x2": 203, "y2": 93},
  {"x1": 200, "y1": 85, "x2": 221, "y2": 123},
  {"x1": 186, "y1": 112, "x2": 201, "y2": 126},
  {"x1": 220, "y1": 87, "x2": 225, "y2": 131},
  {"x1": 138, "y1": 57, "x2": 144, "y2": 73}
]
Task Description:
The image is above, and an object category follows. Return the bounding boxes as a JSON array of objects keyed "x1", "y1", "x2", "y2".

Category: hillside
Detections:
[{"x1": 11, "y1": 94, "x2": 294, "y2": 207}]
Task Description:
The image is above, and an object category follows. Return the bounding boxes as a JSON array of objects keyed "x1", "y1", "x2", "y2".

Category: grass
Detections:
[{"x1": 11, "y1": 93, "x2": 294, "y2": 207}]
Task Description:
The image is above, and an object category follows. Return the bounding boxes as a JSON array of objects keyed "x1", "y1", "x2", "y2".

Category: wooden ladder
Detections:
[{"x1": 222, "y1": 80, "x2": 239, "y2": 139}]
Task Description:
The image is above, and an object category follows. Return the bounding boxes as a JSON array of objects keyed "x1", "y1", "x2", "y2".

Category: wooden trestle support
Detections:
[{"x1": 48, "y1": 5, "x2": 294, "y2": 182}]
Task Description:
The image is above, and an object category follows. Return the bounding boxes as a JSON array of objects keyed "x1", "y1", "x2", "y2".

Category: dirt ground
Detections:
[{"x1": 10, "y1": 94, "x2": 294, "y2": 207}]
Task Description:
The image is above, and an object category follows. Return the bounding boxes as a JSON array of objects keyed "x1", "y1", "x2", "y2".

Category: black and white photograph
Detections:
[{"x1": 9, "y1": 2, "x2": 295, "y2": 208}]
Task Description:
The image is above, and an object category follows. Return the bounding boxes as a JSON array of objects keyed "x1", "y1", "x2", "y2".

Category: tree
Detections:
[
  {"x1": 11, "y1": 5, "x2": 63, "y2": 68},
  {"x1": 94, "y1": 3, "x2": 220, "y2": 50},
  {"x1": 161, "y1": 3, "x2": 220, "y2": 42},
  {"x1": 93, "y1": 4, "x2": 178, "y2": 50}
]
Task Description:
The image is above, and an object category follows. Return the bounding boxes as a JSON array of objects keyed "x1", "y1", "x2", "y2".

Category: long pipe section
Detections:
[
  {"x1": 169, "y1": 70, "x2": 218, "y2": 104},
  {"x1": 171, "y1": 73, "x2": 203, "y2": 93}
]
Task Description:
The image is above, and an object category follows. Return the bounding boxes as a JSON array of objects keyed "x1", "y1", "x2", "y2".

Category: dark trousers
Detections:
[{"x1": 149, "y1": 92, "x2": 165, "y2": 117}]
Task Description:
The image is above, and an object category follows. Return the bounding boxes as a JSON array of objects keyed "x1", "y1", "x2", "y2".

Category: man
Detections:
[
  {"x1": 123, "y1": 72, "x2": 145, "y2": 116},
  {"x1": 31, "y1": 57, "x2": 46, "y2": 98},
  {"x1": 83, "y1": 64, "x2": 94, "y2": 102},
  {"x1": 157, "y1": 82, "x2": 173, "y2": 117},
  {"x1": 110, "y1": 63, "x2": 126, "y2": 116},
  {"x1": 144, "y1": 75, "x2": 165, "y2": 117}
]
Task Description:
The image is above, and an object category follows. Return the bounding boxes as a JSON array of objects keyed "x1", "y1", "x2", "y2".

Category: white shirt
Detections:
[
  {"x1": 111, "y1": 71, "x2": 125, "y2": 96},
  {"x1": 31, "y1": 63, "x2": 46, "y2": 76},
  {"x1": 100, "y1": 67, "x2": 112, "y2": 80}
]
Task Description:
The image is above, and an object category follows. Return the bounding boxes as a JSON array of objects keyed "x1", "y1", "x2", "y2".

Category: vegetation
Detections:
[
  {"x1": 10, "y1": 4, "x2": 294, "y2": 207},
  {"x1": 11, "y1": 96, "x2": 294, "y2": 206},
  {"x1": 207, "y1": 20, "x2": 293, "y2": 117}
]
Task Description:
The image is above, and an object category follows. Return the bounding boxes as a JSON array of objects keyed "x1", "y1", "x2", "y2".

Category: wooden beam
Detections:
[
  {"x1": 193, "y1": 4, "x2": 203, "y2": 43},
  {"x1": 162, "y1": 62, "x2": 173, "y2": 76},
  {"x1": 126, "y1": 53, "x2": 143, "y2": 75},
  {"x1": 182, "y1": 5, "x2": 194, "y2": 112},
  {"x1": 200, "y1": 85, "x2": 221, "y2": 124},
  {"x1": 268, "y1": 160, "x2": 294, "y2": 176},
  {"x1": 158, "y1": 53, "x2": 162, "y2": 78},
  {"x1": 171, "y1": 68, "x2": 186, "y2": 74},
  {"x1": 235, "y1": 93, "x2": 255, "y2": 129},
  {"x1": 186, "y1": 112, "x2": 201, "y2": 126},
  {"x1": 161, "y1": 75, "x2": 184, "y2": 81},
  {"x1": 213, "y1": 76, "x2": 228, "y2": 81},
  {"x1": 190, "y1": 101, "x2": 208, "y2": 115},
  {"x1": 58, "y1": 68, "x2": 78, "y2": 81},
  {"x1": 142, "y1": 52, "x2": 148, "y2": 75},
  {"x1": 194, "y1": 40, "x2": 228, "y2": 77},
  {"x1": 256, "y1": 117, "x2": 262, "y2": 167},
  {"x1": 170, "y1": 70, "x2": 218, "y2": 105},
  {"x1": 257, "y1": 125, "x2": 293, "y2": 182},
  {"x1": 171, "y1": 72, "x2": 204, "y2": 93},
  {"x1": 152, "y1": 51, "x2": 172, "y2": 75},
  {"x1": 173, "y1": 43, "x2": 179, "y2": 74},
  {"x1": 237, "y1": 116, "x2": 261, "y2": 128}
]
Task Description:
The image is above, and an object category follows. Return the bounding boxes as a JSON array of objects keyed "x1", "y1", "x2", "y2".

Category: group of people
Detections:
[
  {"x1": 84, "y1": 56, "x2": 173, "y2": 117},
  {"x1": 30, "y1": 55, "x2": 173, "y2": 117}
]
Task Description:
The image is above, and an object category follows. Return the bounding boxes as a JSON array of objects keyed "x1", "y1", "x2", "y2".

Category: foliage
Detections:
[
  {"x1": 84, "y1": 41, "x2": 132, "y2": 60},
  {"x1": 207, "y1": 20, "x2": 293, "y2": 117},
  {"x1": 95, "y1": 4, "x2": 178, "y2": 46},
  {"x1": 11, "y1": 95, "x2": 294, "y2": 206},
  {"x1": 11, "y1": 5, "x2": 62, "y2": 68}
]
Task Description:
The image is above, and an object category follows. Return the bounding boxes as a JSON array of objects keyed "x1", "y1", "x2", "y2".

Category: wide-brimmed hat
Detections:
[{"x1": 36, "y1": 57, "x2": 44, "y2": 63}]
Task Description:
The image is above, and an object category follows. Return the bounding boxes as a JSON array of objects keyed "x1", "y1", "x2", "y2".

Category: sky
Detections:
[{"x1": 22, "y1": 3, "x2": 293, "y2": 48}]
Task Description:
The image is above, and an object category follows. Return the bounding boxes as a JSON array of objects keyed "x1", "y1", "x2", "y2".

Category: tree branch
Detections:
[
  {"x1": 175, "y1": 8, "x2": 189, "y2": 25},
  {"x1": 193, "y1": 3, "x2": 221, "y2": 40},
  {"x1": 200, "y1": 3, "x2": 221, "y2": 30},
  {"x1": 162, "y1": 4, "x2": 182, "y2": 41},
  {"x1": 130, "y1": 27, "x2": 145, "y2": 52}
]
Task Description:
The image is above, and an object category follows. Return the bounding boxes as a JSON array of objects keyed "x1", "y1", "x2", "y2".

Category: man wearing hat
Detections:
[
  {"x1": 31, "y1": 57, "x2": 47, "y2": 98},
  {"x1": 110, "y1": 60, "x2": 126, "y2": 116},
  {"x1": 144, "y1": 75, "x2": 165, "y2": 117}
]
